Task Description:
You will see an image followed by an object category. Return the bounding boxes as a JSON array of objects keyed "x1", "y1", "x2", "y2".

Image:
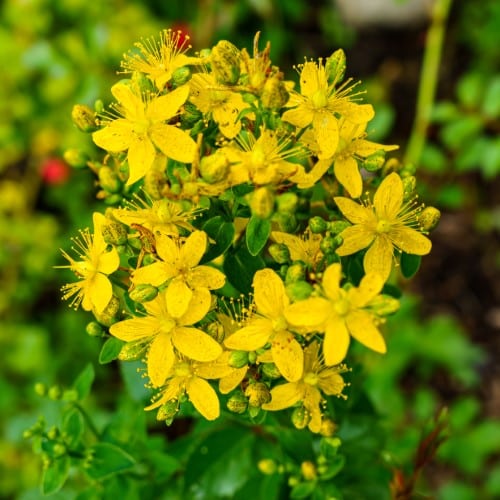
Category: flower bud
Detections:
[
  {"x1": 34, "y1": 382, "x2": 47, "y2": 397},
  {"x1": 206, "y1": 321, "x2": 225, "y2": 343},
  {"x1": 47, "y1": 426, "x2": 59, "y2": 440},
  {"x1": 86, "y1": 321, "x2": 104, "y2": 337},
  {"x1": 272, "y1": 212, "x2": 297, "y2": 233},
  {"x1": 402, "y1": 175, "x2": 416, "y2": 200},
  {"x1": 129, "y1": 284, "x2": 158, "y2": 303},
  {"x1": 419, "y1": 206, "x2": 441, "y2": 232},
  {"x1": 301, "y1": 461, "x2": 317, "y2": 481},
  {"x1": 286, "y1": 262, "x2": 306, "y2": 283},
  {"x1": 261, "y1": 73, "x2": 289, "y2": 109},
  {"x1": 261, "y1": 362, "x2": 282, "y2": 380},
  {"x1": 370, "y1": 295, "x2": 400, "y2": 316},
  {"x1": 268, "y1": 243, "x2": 290, "y2": 264},
  {"x1": 211, "y1": 40, "x2": 241, "y2": 85},
  {"x1": 258, "y1": 459, "x2": 278, "y2": 475},
  {"x1": 102, "y1": 222, "x2": 128, "y2": 246},
  {"x1": 229, "y1": 350, "x2": 249, "y2": 369},
  {"x1": 157, "y1": 400, "x2": 178, "y2": 422},
  {"x1": 325, "y1": 49, "x2": 346, "y2": 84},
  {"x1": 98, "y1": 166, "x2": 122, "y2": 193},
  {"x1": 72, "y1": 104, "x2": 98, "y2": 132},
  {"x1": 48, "y1": 386, "x2": 62, "y2": 400},
  {"x1": 320, "y1": 418, "x2": 337, "y2": 437},
  {"x1": 200, "y1": 152, "x2": 230, "y2": 183},
  {"x1": 144, "y1": 168, "x2": 168, "y2": 200},
  {"x1": 93, "y1": 295, "x2": 120, "y2": 327},
  {"x1": 245, "y1": 382, "x2": 271, "y2": 407},
  {"x1": 328, "y1": 220, "x2": 351, "y2": 234},
  {"x1": 286, "y1": 281, "x2": 313, "y2": 301},
  {"x1": 227, "y1": 391, "x2": 248, "y2": 414},
  {"x1": 309, "y1": 216, "x2": 328, "y2": 234},
  {"x1": 118, "y1": 340, "x2": 147, "y2": 361},
  {"x1": 53, "y1": 443, "x2": 67, "y2": 458},
  {"x1": 320, "y1": 235, "x2": 342, "y2": 255},
  {"x1": 63, "y1": 148, "x2": 89, "y2": 169},
  {"x1": 250, "y1": 187, "x2": 275, "y2": 219},
  {"x1": 276, "y1": 192, "x2": 298, "y2": 214},
  {"x1": 172, "y1": 66, "x2": 192, "y2": 86},
  {"x1": 363, "y1": 151, "x2": 385, "y2": 172},
  {"x1": 291, "y1": 406, "x2": 310, "y2": 430}
]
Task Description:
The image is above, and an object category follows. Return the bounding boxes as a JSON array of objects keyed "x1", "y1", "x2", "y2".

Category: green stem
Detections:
[
  {"x1": 73, "y1": 402, "x2": 101, "y2": 439},
  {"x1": 404, "y1": 0, "x2": 453, "y2": 167}
]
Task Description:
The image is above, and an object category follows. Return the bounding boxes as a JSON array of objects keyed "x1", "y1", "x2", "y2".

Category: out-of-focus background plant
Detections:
[{"x1": 1, "y1": 0, "x2": 498, "y2": 498}]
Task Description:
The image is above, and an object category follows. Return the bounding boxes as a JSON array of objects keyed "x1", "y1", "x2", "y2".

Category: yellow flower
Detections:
[
  {"x1": 282, "y1": 60, "x2": 374, "y2": 159},
  {"x1": 224, "y1": 269, "x2": 304, "y2": 382},
  {"x1": 109, "y1": 289, "x2": 222, "y2": 387},
  {"x1": 59, "y1": 212, "x2": 119, "y2": 313},
  {"x1": 145, "y1": 355, "x2": 231, "y2": 421},
  {"x1": 132, "y1": 230, "x2": 225, "y2": 317},
  {"x1": 120, "y1": 29, "x2": 201, "y2": 89},
  {"x1": 262, "y1": 341, "x2": 346, "y2": 433},
  {"x1": 223, "y1": 128, "x2": 305, "y2": 186},
  {"x1": 285, "y1": 263, "x2": 390, "y2": 365},
  {"x1": 113, "y1": 196, "x2": 198, "y2": 237},
  {"x1": 271, "y1": 228, "x2": 323, "y2": 267},
  {"x1": 92, "y1": 83, "x2": 197, "y2": 186},
  {"x1": 334, "y1": 172, "x2": 432, "y2": 282},
  {"x1": 189, "y1": 72, "x2": 251, "y2": 138}
]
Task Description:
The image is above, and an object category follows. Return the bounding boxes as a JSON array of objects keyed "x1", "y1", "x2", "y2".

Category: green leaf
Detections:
[
  {"x1": 72, "y1": 363, "x2": 95, "y2": 400},
  {"x1": 201, "y1": 216, "x2": 235, "y2": 262},
  {"x1": 456, "y1": 72, "x2": 485, "y2": 109},
  {"x1": 291, "y1": 481, "x2": 316, "y2": 499},
  {"x1": 246, "y1": 215, "x2": 271, "y2": 256},
  {"x1": 400, "y1": 253, "x2": 421, "y2": 279},
  {"x1": 224, "y1": 244, "x2": 266, "y2": 293},
  {"x1": 481, "y1": 75, "x2": 500, "y2": 118},
  {"x1": 99, "y1": 337, "x2": 123, "y2": 364},
  {"x1": 85, "y1": 442, "x2": 136, "y2": 480},
  {"x1": 62, "y1": 408, "x2": 84, "y2": 447},
  {"x1": 439, "y1": 115, "x2": 483, "y2": 151},
  {"x1": 42, "y1": 456, "x2": 70, "y2": 495}
]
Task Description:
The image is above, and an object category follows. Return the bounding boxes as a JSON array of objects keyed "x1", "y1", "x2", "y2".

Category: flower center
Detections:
[
  {"x1": 251, "y1": 146, "x2": 266, "y2": 169},
  {"x1": 174, "y1": 362, "x2": 192, "y2": 378},
  {"x1": 304, "y1": 371, "x2": 319, "y2": 386},
  {"x1": 133, "y1": 118, "x2": 151, "y2": 135},
  {"x1": 333, "y1": 296, "x2": 350, "y2": 317},
  {"x1": 160, "y1": 317, "x2": 176, "y2": 333},
  {"x1": 272, "y1": 316, "x2": 288, "y2": 332},
  {"x1": 311, "y1": 89, "x2": 328, "y2": 109},
  {"x1": 376, "y1": 219, "x2": 392, "y2": 233}
]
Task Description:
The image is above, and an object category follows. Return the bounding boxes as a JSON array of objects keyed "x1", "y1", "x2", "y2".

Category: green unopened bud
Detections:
[
  {"x1": 301, "y1": 461, "x2": 317, "y2": 481},
  {"x1": 309, "y1": 216, "x2": 328, "y2": 233},
  {"x1": 258, "y1": 458, "x2": 277, "y2": 475},
  {"x1": 291, "y1": 406, "x2": 311, "y2": 430},
  {"x1": 325, "y1": 49, "x2": 346, "y2": 84},
  {"x1": 268, "y1": 243, "x2": 290, "y2": 264},
  {"x1": 328, "y1": 220, "x2": 351, "y2": 234},
  {"x1": 172, "y1": 66, "x2": 192, "y2": 86},
  {"x1": 363, "y1": 151, "x2": 386, "y2": 172},
  {"x1": 85, "y1": 321, "x2": 104, "y2": 337},
  {"x1": 286, "y1": 262, "x2": 306, "y2": 283},
  {"x1": 229, "y1": 350, "x2": 249, "y2": 369},
  {"x1": 48, "y1": 386, "x2": 62, "y2": 400},
  {"x1": 102, "y1": 222, "x2": 128, "y2": 246},
  {"x1": 227, "y1": 391, "x2": 248, "y2": 414},
  {"x1": 129, "y1": 284, "x2": 158, "y2": 303},
  {"x1": 144, "y1": 168, "x2": 168, "y2": 200},
  {"x1": 93, "y1": 295, "x2": 120, "y2": 327},
  {"x1": 34, "y1": 382, "x2": 47, "y2": 397},
  {"x1": 276, "y1": 192, "x2": 298, "y2": 214},
  {"x1": 320, "y1": 235, "x2": 342, "y2": 255},
  {"x1": 286, "y1": 281, "x2": 313, "y2": 301},
  {"x1": 118, "y1": 340, "x2": 148, "y2": 361},
  {"x1": 419, "y1": 206, "x2": 441, "y2": 232},
  {"x1": 181, "y1": 101, "x2": 203, "y2": 128},
  {"x1": 53, "y1": 443, "x2": 67, "y2": 458},
  {"x1": 200, "y1": 152, "x2": 229, "y2": 183},
  {"x1": 98, "y1": 166, "x2": 122, "y2": 193},
  {"x1": 211, "y1": 40, "x2": 241, "y2": 85},
  {"x1": 63, "y1": 148, "x2": 89, "y2": 169},
  {"x1": 261, "y1": 362, "x2": 282, "y2": 379},
  {"x1": 47, "y1": 426, "x2": 59, "y2": 440},
  {"x1": 157, "y1": 400, "x2": 178, "y2": 422},
  {"x1": 402, "y1": 175, "x2": 416, "y2": 200},
  {"x1": 71, "y1": 104, "x2": 98, "y2": 132},
  {"x1": 245, "y1": 382, "x2": 271, "y2": 407},
  {"x1": 250, "y1": 187, "x2": 275, "y2": 219},
  {"x1": 320, "y1": 436, "x2": 342, "y2": 457},
  {"x1": 320, "y1": 418, "x2": 337, "y2": 437},
  {"x1": 272, "y1": 212, "x2": 297, "y2": 233},
  {"x1": 261, "y1": 73, "x2": 289, "y2": 109}
]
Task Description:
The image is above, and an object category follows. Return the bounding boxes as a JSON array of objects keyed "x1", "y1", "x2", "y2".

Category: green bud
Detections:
[
  {"x1": 301, "y1": 461, "x2": 317, "y2": 481},
  {"x1": 402, "y1": 175, "x2": 416, "y2": 200},
  {"x1": 276, "y1": 192, "x2": 298, "y2": 214},
  {"x1": 250, "y1": 187, "x2": 275, "y2": 219},
  {"x1": 261, "y1": 73, "x2": 289, "y2": 109},
  {"x1": 261, "y1": 362, "x2": 282, "y2": 379},
  {"x1": 86, "y1": 321, "x2": 104, "y2": 337},
  {"x1": 131, "y1": 71, "x2": 155, "y2": 93},
  {"x1": 211, "y1": 40, "x2": 241, "y2": 85},
  {"x1": 94, "y1": 99, "x2": 104, "y2": 114},
  {"x1": 258, "y1": 459, "x2": 277, "y2": 475},
  {"x1": 71, "y1": 104, "x2": 98, "y2": 132},
  {"x1": 93, "y1": 295, "x2": 120, "y2": 327},
  {"x1": 268, "y1": 243, "x2": 290, "y2": 264},
  {"x1": 328, "y1": 220, "x2": 351, "y2": 234},
  {"x1": 309, "y1": 216, "x2": 328, "y2": 234},
  {"x1": 198, "y1": 48, "x2": 211, "y2": 60},
  {"x1": 172, "y1": 66, "x2": 192, "y2": 86},
  {"x1": 63, "y1": 148, "x2": 89, "y2": 169},
  {"x1": 102, "y1": 222, "x2": 128, "y2": 246},
  {"x1": 325, "y1": 49, "x2": 346, "y2": 84},
  {"x1": 53, "y1": 443, "x2": 67, "y2": 458},
  {"x1": 118, "y1": 340, "x2": 148, "y2": 361},
  {"x1": 320, "y1": 436, "x2": 342, "y2": 457},
  {"x1": 103, "y1": 193, "x2": 123, "y2": 206},
  {"x1": 291, "y1": 406, "x2": 311, "y2": 430},
  {"x1": 286, "y1": 262, "x2": 306, "y2": 283},
  {"x1": 98, "y1": 166, "x2": 122, "y2": 193},
  {"x1": 144, "y1": 168, "x2": 168, "y2": 200},
  {"x1": 400, "y1": 163, "x2": 417, "y2": 176},
  {"x1": 320, "y1": 235, "x2": 342, "y2": 255},
  {"x1": 62, "y1": 389, "x2": 78, "y2": 402},
  {"x1": 129, "y1": 284, "x2": 158, "y2": 303},
  {"x1": 320, "y1": 418, "x2": 337, "y2": 437},
  {"x1": 272, "y1": 212, "x2": 297, "y2": 233},
  {"x1": 229, "y1": 350, "x2": 249, "y2": 369},
  {"x1": 227, "y1": 391, "x2": 248, "y2": 414},
  {"x1": 157, "y1": 400, "x2": 178, "y2": 422},
  {"x1": 419, "y1": 206, "x2": 441, "y2": 232},
  {"x1": 200, "y1": 152, "x2": 229, "y2": 183},
  {"x1": 248, "y1": 351, "x2": 258, "y2": 364},
  {"x1": 286, "y1": 281, "x2": 313, "y2": 301},
  {"x1": 363, "y1": 151, "x2": 386, "y2": 172},
  {"x1": 242, "y1": 92, "x2": 258, "y2": 104},
  {"x1": 245, "y1": 382, "x2": 271, "y2": 407},
  {"x1": 34, "y1": 382, "x2": 47, "y2": 397},
  {"x1": 206, "y1": 321, "x2": 225, "y2": 343},
  {"x1": 48, "y1": 386, "x2": 62, "y2": 401},
  {"x1": 47, "y1": 426, "x2": 59, "y2": 440}
]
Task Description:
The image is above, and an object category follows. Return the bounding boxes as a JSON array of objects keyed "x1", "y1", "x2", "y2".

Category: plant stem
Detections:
[
  {"x1": 404, "y1": 0, "x2": 453, "y2": 167},
  {"x1": 74, "y1": 402, "x2": 101, "y2": 439}
]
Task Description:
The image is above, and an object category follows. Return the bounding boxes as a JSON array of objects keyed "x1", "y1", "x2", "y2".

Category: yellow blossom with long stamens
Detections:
[
  {"x1": 334, "y1": 172, "x2": 432, "y2": 282},
  {"x1": 132, "y1": 230, "x2": 225, "y2": 317},
  {"x1": 120, "y1": 29, "x2": 201, "y2": 89},
  {"x1": 92, "y1": 83, "x2": 197, "y2": 186},
  {"x1": 109, "y1": 289, "x2": 222, "y2": 387},
  {"x1": 270, "y1": 228, "x2": 323, "y2": 267},
  {"x1": 58, "y1": 212, "x2": 119, "y2": 313},
  {"x1": 282, "y1": 59, "x2": 374, "y2": 159},
  {"x1": 262, "y1": 341, "x2": 346, "y2": 433},
  {"x1": 285, "y1": 263, "x2": 391, "y2": 365},
  {"x1": 224, "y1": 269, "x2": 304, "y2": 382}
]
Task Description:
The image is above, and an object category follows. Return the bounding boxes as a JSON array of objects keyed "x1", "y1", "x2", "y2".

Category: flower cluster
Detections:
[{"x1": 61, "y1": 30, "x2": 438, "y2": 433}]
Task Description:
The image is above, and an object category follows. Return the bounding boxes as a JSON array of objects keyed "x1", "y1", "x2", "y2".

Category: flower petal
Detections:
[
  {"x1": 96, "y1": 248, "x2": 120, "y2": 275},
  {"x1": 189, "y1": 265, "x2": 226, "y2": 290},
  {"x1": 172, "y1": 326, "x2": 222, "y2": 361},
  {"x1": 334, "y1": 156, "x2": 362, "y2": 198},
  {"x1": 154, "y1": 233, "x2": 179, "y2": 265},
  {"x1": 111, "y1": 83, "x2": 143, "y2": 119},
  {"x1": 271, "y1": 331, "x2": 304, "y2": 382},
  {"x1": 147, "y1": 85, "x2": 189, "y2": 122},
  {"x1": 313, "y1": 112, "x2": 339, "y2": 159},
  {"x1": 219, "y1": 367, "x2": 247, "y2": 394},
  {"x1": 321, "y1": 263, "x2": 342, "y2": 302},
  {"x1": 390, "y1": 227, "x2": 432, "y2": 255},
  {"x1": 127, "y1": 135, "x2": 156, "y2": 185},
  {"x1": 166, "y1": 279, "x2": 193, "y2": 318},
  {"x1": 253, "y1": 269, "x2": 288, "y2": 319},
  {"x1": 147, "y1": 332, "x2": 175, "y2": 387},
  {"x1": 354, "y1": 139, "x2": 398, "y2": 157},
  {"x1": 282, "y1": 106, "x2": 314, "y2": 129},
  {"x1": 110, "y1": 316, "x2": 159, "y2": 342},
  {"x1": 318, "y1": 370, "x2": 345, "y2": 396},
  {"x1": 346, "y1": 310, "x2": 386, "y2": 354},
  {"x1": 223, "y1": 318, "x2": 273, "y2": 351},
  {"x1": 374, "y1": 172, "x2": 403, "y2": 220},
  {"x1": 349, "y1": 272, "x2": 384, "y2": 308},
  {"x1": 323, "y1": 316, "x2": 350, "y2": 365},
  {"x1": 180, "y1": 231, "x2": 206, "y2": 268},
  {"x1": 334, "y1": 197, "x2": 374, "y2": 225},
  {"x1": 262, "y1": 383, "x2": 302, "y2": 411},
  {"x1": 92, "y1": 120, "x2": 134, "y2": 152},
  {"x1": 150, "y1": 124, "x2": 196, "y2": 164},
  {"x1": 363, "y1": 235, "x2": 393, "y2": 282},
  {"x1": 132, "y1": 261, "x2": 172, "y2": 287},
  {"x1": 300, "y1": 61, "x2": 322, "y2": 98},
  {"x1": 88, "y1": 273, "x2": 113, "y2": 314},
  {"x1": 284, "y1": 298, "x2": 330, "y2": 330},
  {"x1": 178, "y1": 288, "x2": 211, "y2": 325},
  {"x1": 335, "y1": 224, "x2": 375, "y2": 256},
  {"x1": 187, "y1": 377, "x2": 220, "y2": 420}
]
